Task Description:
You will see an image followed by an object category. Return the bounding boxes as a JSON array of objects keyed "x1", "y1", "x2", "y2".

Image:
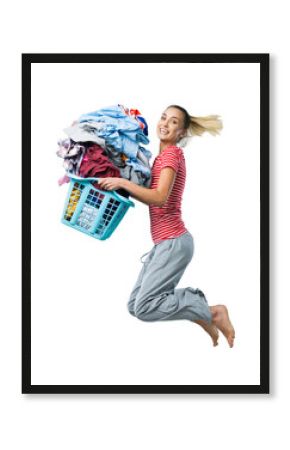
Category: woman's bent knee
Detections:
[
  {"x1": 127, "y1": 299, "x2": 136, "y2": 317},
  {"x1": 134, "y1": 302, "x2": 153, "y2": 322}
]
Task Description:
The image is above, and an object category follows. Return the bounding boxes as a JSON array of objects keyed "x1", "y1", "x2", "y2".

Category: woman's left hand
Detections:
[{"x1": 97, "y1": 177, "x2": 125, "y2": 191}]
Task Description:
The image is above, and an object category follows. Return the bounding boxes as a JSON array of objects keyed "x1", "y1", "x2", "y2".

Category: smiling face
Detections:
[{"x1": 156, "y1": 107, "x2": 186, "y2": 145}]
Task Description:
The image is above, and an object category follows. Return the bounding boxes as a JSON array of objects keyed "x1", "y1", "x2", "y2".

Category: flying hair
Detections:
[{"x1": 167, "y1": 104, "x2": 223, "y2": 145}]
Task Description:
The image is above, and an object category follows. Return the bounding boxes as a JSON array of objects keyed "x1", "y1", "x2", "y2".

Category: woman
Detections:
[{"x1": 98, "y1": 105, "x2": 235, "y2": 348}]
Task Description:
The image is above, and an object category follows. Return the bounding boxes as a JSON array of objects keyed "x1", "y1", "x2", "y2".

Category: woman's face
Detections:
[{"x1": 156, "y1": 107, "x2": 186, "y2": 145}]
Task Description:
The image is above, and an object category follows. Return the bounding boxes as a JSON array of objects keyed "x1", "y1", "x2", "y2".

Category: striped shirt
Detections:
[{"x1": 149, "y1": 145, "x2": 188, "y2": 244}]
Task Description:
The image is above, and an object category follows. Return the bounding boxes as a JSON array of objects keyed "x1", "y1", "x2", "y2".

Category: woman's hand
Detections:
[{"x1": 97, "y1": 177, "x2": 125, "y2": 191}]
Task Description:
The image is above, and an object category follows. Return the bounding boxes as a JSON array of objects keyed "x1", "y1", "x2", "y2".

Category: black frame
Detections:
[{"x1": 22, "y1": 53, "x2": 269, "y2": 394}]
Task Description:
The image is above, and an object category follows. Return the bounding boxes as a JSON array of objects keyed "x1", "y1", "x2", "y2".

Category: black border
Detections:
[{"x1": 22, "y1": 53, "x2": 269, "y2": 394}]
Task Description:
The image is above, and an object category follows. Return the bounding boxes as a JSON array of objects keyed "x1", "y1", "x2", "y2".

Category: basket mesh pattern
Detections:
[
  {"x1": 77, "y1": 189, "x2": 105, "y2": 230},
  {"x1": 94, "y1": 198, "x2": 121, "y2": 235},
  {"x1": 64, "y1": 182, "x2": 85, "y2": 221},
  {"x1": 62, "y1": 179, "x2": 133, "y2": 240}
]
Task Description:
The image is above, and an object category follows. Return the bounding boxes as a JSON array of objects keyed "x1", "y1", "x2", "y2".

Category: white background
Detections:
[
  {"x1": 31, "y1": 62, "x2": 260, "y2": 385},
  {"x1": 1, "y1": 0, "x2": 287, "y2": 449}
]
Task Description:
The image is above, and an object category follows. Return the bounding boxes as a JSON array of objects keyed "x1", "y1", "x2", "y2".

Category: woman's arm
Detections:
[{"x1": 97, "y1": 167, "x2": 176, "y2": 207}]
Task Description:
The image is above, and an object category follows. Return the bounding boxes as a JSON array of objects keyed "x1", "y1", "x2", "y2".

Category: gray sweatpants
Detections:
[{"x1": 127, "y1": 231, "x2": 212, "y2": 323}]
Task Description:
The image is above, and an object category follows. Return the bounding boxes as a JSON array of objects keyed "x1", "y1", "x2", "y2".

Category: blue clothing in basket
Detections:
[{"x1": 78, "y1": 105, "x2": 151, "y2": 162}]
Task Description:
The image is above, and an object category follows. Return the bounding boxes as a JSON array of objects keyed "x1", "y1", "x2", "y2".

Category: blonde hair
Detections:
[
  {"x1": 187, "y1": 114, "x2": 223, "y2": 137},
  {"x1": 166, "y1": 104, "x2": 223, "y2": 145}
]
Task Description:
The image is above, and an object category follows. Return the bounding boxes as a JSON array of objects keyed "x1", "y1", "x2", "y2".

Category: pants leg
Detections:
[
  {"x1": 127, "y1": 247, "x2": 156, "y2": 316},
  {"x1": 128, "y1": 232, "x2": 212, "y2": 323}
]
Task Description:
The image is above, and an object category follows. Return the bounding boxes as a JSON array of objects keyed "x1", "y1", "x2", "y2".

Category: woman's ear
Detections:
[{"x1": 178, "y1": 128, "x2": 186, "y2": 139}]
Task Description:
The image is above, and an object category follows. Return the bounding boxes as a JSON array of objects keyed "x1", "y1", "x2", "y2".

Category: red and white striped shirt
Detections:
[{"x1": 149, "y1": 145, "x2": 188, "y2": 244}]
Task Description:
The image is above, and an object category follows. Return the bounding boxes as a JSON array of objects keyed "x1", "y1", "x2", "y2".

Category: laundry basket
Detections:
[{"x1": 61, "y1": 175, "x2": 135, "y2": 240}]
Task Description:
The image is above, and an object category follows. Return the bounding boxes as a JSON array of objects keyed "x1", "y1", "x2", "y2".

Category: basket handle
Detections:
[
  {"x1": 66, "y1": 173, "x2": 133, "y2": 205},
  {"x1": 66, "y1": 173, "x2": 100, "y2": 183}
]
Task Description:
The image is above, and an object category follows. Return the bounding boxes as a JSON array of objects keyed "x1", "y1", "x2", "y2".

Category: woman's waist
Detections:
[
  {"x1": 150, "y1": 213, "x2": 185, "y2": 228},
  {"x1": 149, "y1": 206, "x2": 182, "y2": 216}
]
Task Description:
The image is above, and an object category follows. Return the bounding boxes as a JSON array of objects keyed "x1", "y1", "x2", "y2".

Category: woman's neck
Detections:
[{"x1": 159, "y1": 141, "x2": 177, "y2": 154}]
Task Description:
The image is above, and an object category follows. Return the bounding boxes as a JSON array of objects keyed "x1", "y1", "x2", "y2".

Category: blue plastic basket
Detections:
[{"x1": 61, "y1": 175, "x2": 135, "y2": 240}]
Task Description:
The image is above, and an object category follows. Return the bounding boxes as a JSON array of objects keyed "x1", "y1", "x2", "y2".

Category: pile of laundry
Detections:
[{"x1": 57, "y1": 104, "x2": 152, "y2": 197}]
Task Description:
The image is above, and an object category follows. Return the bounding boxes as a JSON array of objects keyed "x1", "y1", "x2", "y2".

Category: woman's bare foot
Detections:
[
  {"x1": 194, "y1": 320, "x2": 219, "y2": 346},
  {"x1": 210, "y1": 305, "x2": 235, "y2": 348}
]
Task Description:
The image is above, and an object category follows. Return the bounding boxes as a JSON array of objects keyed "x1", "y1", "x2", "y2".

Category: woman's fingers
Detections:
[
  {"x1": 96, "y1": 177, "x2": 124, "y2": 191},
  {"x1": 98, "y1": 178, "x2": 113, "y2": 190}
]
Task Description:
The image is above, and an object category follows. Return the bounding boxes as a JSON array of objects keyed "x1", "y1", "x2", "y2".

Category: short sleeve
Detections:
[{"x1": 159, "y1": 146, "x2": 180, "y2": 173}]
